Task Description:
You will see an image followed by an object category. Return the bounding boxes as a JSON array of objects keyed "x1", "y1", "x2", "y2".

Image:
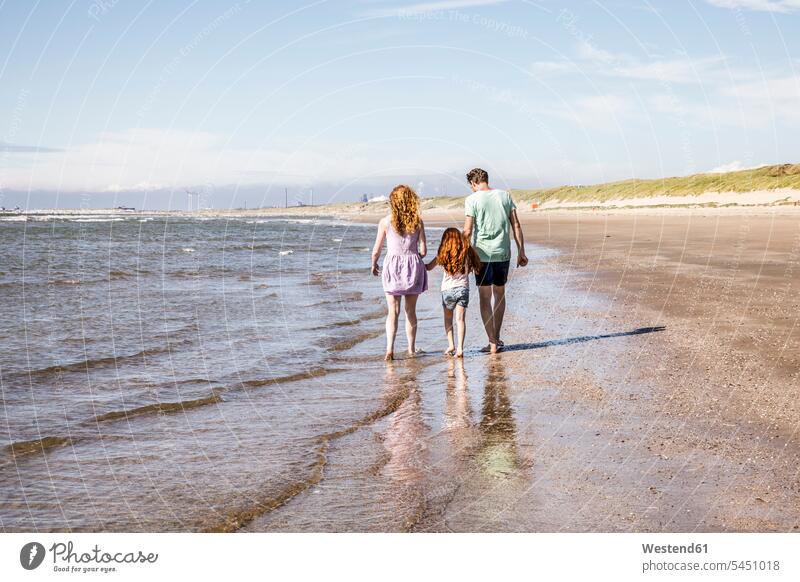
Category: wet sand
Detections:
[
  {"x1": 290, "y1": 208, "x2": 800, "y2": 532},
  {"x1": 509, "y1": 210, "x2": 800, "y2": 531}
]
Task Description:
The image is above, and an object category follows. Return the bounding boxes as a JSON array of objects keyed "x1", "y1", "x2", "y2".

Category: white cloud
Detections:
[
  {"x1": 0, "y1": 127, "x2": 554, "y2": 192},
  {"x1": 612, "y1": 56, "x2": 728, "y2": 84},
  {"x1": 364, "y1": 0, "x2": 508, "y2": 17},
  {"x1": 0, "y1": 142, "x2": 63, "y2": 153},
  {"x1": 648, "y1": 73, "x2": 800, "y2": 128},
  {"x1": 722, "y1": 75, "x2": 800, "y2": 100},
  {"x1": 541, "y1": 94, "x2": 637, "y2": 129},
  {"x1": 0, "y1": 129, "x2": 381, "y2": 192},
  {"x1": 531, "y1": 40, "x2": 732, "y2": 86},
  {"x1": 708, "y1": 161, "x2": 766, "y2": 173},
  {"x1": 705, "y1": 0, "x2": 800, "y2": 12}
]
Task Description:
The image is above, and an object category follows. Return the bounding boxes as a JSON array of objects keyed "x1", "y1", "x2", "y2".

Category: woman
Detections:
[{"x1": 371, "y1": 184, "x2": 428, "y2": 361}]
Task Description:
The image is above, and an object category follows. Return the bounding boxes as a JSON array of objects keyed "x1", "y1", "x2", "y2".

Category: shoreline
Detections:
[{"x1": 5, "y1": 194, "x2": 800, "y2": 223}]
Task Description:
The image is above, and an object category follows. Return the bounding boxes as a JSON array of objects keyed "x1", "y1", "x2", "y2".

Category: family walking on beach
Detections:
[{"x1": 371, "y1": 168, "x2": 528, "y2": 361}]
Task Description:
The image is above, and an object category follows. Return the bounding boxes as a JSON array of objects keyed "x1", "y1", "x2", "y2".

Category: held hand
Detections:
[
  {"x1": 517, "y1": 252, "x2": 529, "y2": 267},
  {"x1": 371, "y1": 263, "x2": 380, "y2": 276}
]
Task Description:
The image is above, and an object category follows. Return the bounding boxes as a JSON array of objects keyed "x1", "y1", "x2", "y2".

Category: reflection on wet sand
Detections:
[
  {"x1": 476, "y1": 357, "x2": 521, "y2": 479},
  {"x1": 380, "y1": 361, "x2": 430, "y2": 529},
  {"x1": 444, "y1": 358, "x2": 473, "y2": 433},
  {"x1": 415, "y1": 355, "x2": 532, "y2": 531}
]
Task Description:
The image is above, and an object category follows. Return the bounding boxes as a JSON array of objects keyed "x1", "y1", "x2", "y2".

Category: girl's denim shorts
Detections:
[{"x1": 441, "y1": 286, "x2": 469, "y2": 310}]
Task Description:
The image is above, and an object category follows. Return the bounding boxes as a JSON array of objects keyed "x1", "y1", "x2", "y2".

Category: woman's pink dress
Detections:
[{"x1": 382, "y1": 221, "x2": 428, "y2": 296}]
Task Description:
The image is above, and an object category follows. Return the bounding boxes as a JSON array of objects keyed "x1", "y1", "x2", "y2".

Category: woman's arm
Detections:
[
  {"x1": 425, "y1": 257, "x2": 438, "y2": 271},
  {"x1": 418, "y1": 220, "x2": 427, "y2": 258},
  {"x1": 371, "y1": 218, "x2": 387, "y2": 276}
]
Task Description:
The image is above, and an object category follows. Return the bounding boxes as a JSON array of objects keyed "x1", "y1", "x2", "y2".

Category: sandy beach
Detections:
[{"x1": 426, "y1": 208, "x2": 800, "y2": 530}]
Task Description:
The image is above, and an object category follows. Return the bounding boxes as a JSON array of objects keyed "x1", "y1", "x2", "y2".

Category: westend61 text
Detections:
[
  {"x1": 49, "y1": 541, "x2": 159, "y2": 564},
  {"x1": 642, "y1": 543, "x2": 708, "y2": 554}
]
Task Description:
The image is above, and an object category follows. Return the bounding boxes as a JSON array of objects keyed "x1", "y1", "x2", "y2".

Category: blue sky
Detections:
[{"x1": 1, "y1": 0, "x2": 799, "y2": 208}]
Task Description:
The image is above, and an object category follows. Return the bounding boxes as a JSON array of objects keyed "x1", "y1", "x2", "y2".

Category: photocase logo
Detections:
[{"x1": 20, "y1": 542, "x2": 46, "y2": 570}]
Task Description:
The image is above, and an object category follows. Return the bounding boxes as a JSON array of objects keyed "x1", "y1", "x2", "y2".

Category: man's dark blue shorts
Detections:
[{"x1": 475, "y1": 260, "x2": 510, "y2": 287}]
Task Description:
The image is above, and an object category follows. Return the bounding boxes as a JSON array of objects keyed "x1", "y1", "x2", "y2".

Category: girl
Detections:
[
  {"x1": 371, "y1": 185, "x2": 428, "y2": 361},
  {"x1": 426, "y1": 228, "x2": 481, "y2": 357}
]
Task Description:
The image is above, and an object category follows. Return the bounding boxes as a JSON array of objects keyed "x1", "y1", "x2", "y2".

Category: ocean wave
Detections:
[
  {"x1": 19, "y1": 338, "x2": 193, "y2": 381},
  {"x1": 308, "y1": 308, "x2": 385, "y2": 331},
  {"x1": 94, "y1": 392, "x2": 223, "y2": 423},
  {"x1": 4, "y1": 435, "x2": 74, "y2": 458},
  {"x1": 239, "y1": 367, "x2": 338, "y2": 389},
  {"x1": 206, "y1": 381, "x2": 411, "y2": 532},
  {"x1": 324, "y1": 329, "x2": 384, "y2": 352},
  {"x1": 302, "y1": 291, "x2": 364, "y2": 306},
  {"x1": 72, "y1": 218, "x2": 126, "y2": 222}
]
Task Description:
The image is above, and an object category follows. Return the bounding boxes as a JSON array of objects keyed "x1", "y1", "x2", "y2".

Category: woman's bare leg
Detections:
[
  {"x1": 403, "y1": 294, "x2": 419, "y2": 355},
  {"x1": 385, "y1": 294, "x2": 401, "y2": 360}
]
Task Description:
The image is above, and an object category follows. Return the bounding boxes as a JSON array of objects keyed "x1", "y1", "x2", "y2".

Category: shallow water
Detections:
[{"x1": 0, "y1": 214, "x2": 637, "y2": 532}]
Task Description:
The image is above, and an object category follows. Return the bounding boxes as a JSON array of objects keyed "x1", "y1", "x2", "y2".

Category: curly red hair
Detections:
[
  {"x1": 437, "y1": 228, "x2": 481, "y2": 276},
  {"x1": 389, "y1": 184, "x2": 421, "y2": 234}
]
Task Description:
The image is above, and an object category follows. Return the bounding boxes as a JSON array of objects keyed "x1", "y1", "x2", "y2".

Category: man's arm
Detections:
[
  {"x1": 463, "y1": 215, "x2": 474, "y2": 241},
  {"x1": 510, "y1": 208, "x2": 528, "y2": 267}
]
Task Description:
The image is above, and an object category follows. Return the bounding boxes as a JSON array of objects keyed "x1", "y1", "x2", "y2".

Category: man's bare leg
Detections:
[
  {"x1": 492, "y1": 285, "x2": 506, "y2": 348},
  {"x1": 478, "y1": 285, "x2": 497, "y2": 353}
]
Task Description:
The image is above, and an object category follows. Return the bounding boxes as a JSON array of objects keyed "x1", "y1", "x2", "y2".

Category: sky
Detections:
[{"x1": 1, "y1": 0, "x2": 799, "y2": 209}]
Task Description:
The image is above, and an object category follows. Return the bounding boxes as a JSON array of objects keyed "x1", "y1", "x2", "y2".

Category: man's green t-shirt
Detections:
[{"x1": 464, "y1": 189, "x2": 516, "y2": 263}]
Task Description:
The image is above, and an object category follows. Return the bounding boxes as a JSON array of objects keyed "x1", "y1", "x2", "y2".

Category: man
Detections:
[{"x1": 462, "y1": 167, "x2": 528, "y2": 353}]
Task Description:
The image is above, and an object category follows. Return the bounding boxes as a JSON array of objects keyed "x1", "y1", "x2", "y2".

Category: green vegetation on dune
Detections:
[
  {"x1": 510, "y1": 163, "x2": 800, "y2": 205},
  {"x1": 235, "y1": 163, "x2": 800, "y2": 214}
]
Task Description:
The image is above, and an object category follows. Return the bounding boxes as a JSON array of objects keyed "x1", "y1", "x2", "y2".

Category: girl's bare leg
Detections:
[
  {"x1": 443, "y1": 307, "x2": 455, "y2": 355},
  {"x1": 403, "y1": 294, "x2": 419, "y2": 355},
  {"x1": 385, "y1": 294, "x2": 401, "y2": 360},
  {"x1": 455, "y1": 304, "x2": 466, "y2": 357}
]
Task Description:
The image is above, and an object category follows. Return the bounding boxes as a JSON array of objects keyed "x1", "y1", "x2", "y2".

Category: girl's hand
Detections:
[{"x1": 371, "y1": 263, "x2": 380, "y2": 276}]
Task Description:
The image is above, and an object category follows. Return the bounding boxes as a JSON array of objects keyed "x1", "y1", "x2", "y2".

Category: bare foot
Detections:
[
  {"x1": 407, "y1": 348, "x2": 424, "y2": 357},
  {"x1": 479, "y1": 343, "x2": 498, "y2": 353},
  {"x1": 444, "y1": 346, "x2": 455, "y2": 356},
  {"x1": 384, "y1": 352, "x2": 394, "y2": 361},
  {"x1": 455, "y1": 349, "x2": 464, "y2": 358}
]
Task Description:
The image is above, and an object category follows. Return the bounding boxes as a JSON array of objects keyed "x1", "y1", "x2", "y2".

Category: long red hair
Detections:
[
  {"x1": 389, "y1": 184, "x2": 421, "y2": 234},
  {"x1": 437, "y1": 228, "x2": 481, "y2": 276}
]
